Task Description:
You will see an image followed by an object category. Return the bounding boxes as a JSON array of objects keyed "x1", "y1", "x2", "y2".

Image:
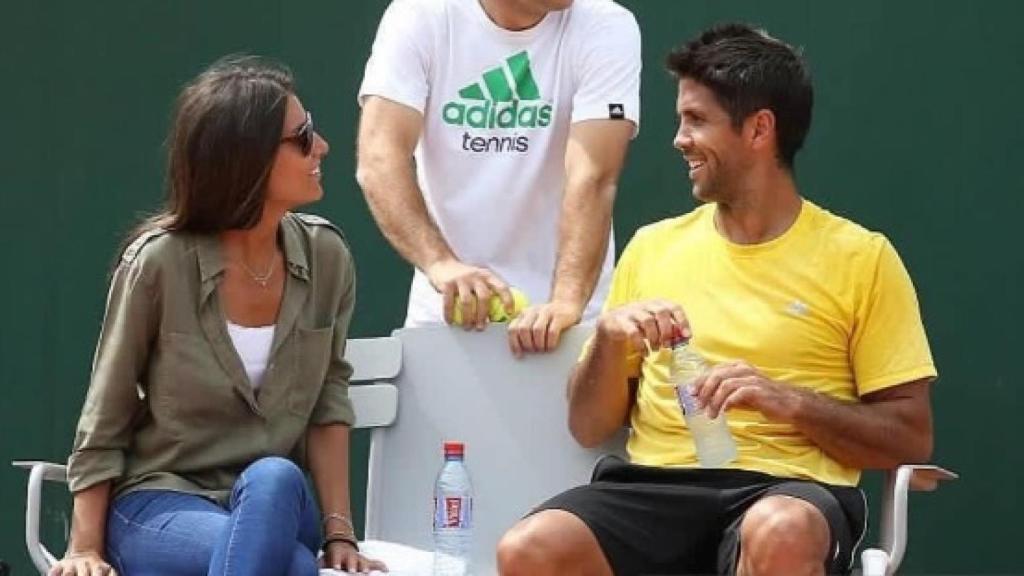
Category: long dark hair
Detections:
[{"x1": 126, "y1": 55, "x2": 294, "y2": 248}]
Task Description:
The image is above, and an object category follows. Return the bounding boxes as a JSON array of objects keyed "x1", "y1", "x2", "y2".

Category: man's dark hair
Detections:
[{"x1": 666, "y1": 23, "x2": 813, "y2": 169}]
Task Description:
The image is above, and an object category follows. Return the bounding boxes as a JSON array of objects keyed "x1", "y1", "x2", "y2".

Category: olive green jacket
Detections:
[{"x1": 67, "y1": 213, "x2": 356, "y2": 504}]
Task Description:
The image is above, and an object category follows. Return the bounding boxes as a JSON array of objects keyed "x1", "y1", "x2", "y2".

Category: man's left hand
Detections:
[
  {"x1": 692, "y1": 361, "x2": 802, "y2": 421},
  {"x1": 508, "y1": 300, "x2": 583, "y2": 357}
]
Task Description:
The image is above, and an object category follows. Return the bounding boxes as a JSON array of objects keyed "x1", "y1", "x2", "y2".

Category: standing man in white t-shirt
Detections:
[{"x1": 356, "y1": 0, "x2": 641, "y2": 355}]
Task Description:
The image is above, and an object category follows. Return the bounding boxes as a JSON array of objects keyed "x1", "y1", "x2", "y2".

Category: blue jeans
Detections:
[{"x1": 106, "y1": 457, "x2": 321, "y2": 576}]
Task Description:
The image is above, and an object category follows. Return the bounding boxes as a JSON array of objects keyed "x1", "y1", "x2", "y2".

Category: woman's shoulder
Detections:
[
  {"x1": 286, "y1": 211, "x2": 348, "y2": 246},
  {"x1": 110, "y1": 228, "x2": 196, "y2": 295},
  {"x1": 284, "y1": 212, "x2": 353, "y2": 265},
  {"x1": 119, "y1": 227, "x2": 193, "y2": 269}
]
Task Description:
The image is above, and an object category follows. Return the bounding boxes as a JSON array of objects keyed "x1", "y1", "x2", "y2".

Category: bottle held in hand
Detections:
[{"x1": 668, "y1": 333, "x2": 737, "y2": 468}]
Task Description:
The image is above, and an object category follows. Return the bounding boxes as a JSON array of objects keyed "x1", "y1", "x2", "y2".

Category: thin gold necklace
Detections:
[{"x1": 239, "y1": 253, "x2": 278, "y2": 288}]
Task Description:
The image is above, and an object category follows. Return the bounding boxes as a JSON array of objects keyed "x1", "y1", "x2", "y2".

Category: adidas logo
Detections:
[
  {"x1": 443, "y1": 51, "x2": 553, "y2": 129},
  {"x1": 785, "y1": 300, "x2": 810, "y2": 317}
]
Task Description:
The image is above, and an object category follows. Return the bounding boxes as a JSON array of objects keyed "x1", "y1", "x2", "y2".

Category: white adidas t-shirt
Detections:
[{"x1": 359, "y1": 0, "x2": 641, "y2": 326}]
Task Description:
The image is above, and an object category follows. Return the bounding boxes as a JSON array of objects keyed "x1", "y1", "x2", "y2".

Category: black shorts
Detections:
[{"x1": 534, "y1": 456, "x2": 867, "y2": 576}]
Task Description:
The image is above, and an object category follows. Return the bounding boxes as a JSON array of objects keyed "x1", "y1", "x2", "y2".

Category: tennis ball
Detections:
[{"x1": 452, "y1": 288, "x2": 530, "y2": 325}]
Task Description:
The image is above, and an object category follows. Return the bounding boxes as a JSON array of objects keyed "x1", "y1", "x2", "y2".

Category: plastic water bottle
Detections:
[
  {"x1": 668, "y1": 333, "x2": 737, "y2": 467},
  {"x1": 433, "y1": 441, "x2": 473, "y2": 576}
]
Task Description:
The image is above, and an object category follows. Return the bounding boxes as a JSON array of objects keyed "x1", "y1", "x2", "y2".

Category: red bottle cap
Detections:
[
  {"x1": 443, "y1": 441, "x2": 465, "y2": 458},
  {"x1": 670, "y1": 324, "x2": 688, "y2": 347}
]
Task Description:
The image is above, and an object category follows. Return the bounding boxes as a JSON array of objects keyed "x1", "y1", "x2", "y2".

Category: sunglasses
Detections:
[{"x1": 280, "y1": 111, "x2": 315, "y2": 156}]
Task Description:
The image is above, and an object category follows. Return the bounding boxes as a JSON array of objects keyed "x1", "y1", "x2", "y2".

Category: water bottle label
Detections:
[
  {"x1": 675, "y1": 384, "x2": 698, "y2": 416},
  {"x1": 434, "y1": 495, "x2": 472, "y2": 529}
]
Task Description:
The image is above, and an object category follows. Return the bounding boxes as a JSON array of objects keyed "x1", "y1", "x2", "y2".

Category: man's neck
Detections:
[
  {"x1": 714, "y1": 168, "x2": 803, "y2": 245},
  {"x1": 478, "y1": 0, "x2": 548, "y2": 31}
]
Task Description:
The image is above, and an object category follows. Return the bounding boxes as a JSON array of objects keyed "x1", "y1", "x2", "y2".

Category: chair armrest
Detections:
[
  {"x1": 862, "y1": 464, "x2": 958, "y2": 576},
  {"x1": 902, "y1": 464, "x2": 958, "y2": 492},
  {"x1": 12, "y1": 461, "x2": 67, "y2": 574}
]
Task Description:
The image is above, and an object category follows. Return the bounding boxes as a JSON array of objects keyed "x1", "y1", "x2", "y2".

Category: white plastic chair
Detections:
[
  {"x1": 361, "y1": 325, "x2": 625, "y2": 573},
  {"x1": 859, "y1": 465, "x2": 958, "y2": 576},
  {"x1": 15, "y1": 325, "x2": 956, "y2": 575},
  {"x1": 357, "y1": 326, "x2": 957, "y2": 576}
]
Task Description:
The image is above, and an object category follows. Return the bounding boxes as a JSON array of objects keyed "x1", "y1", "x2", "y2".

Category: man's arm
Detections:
[
  {"x1": 695, "y1": 365, "x2": 934, "y2": 469},
  {"x1": 356, "y1": 96, "x2": 449, "y2": 276},
  {"x1": 792, "y1": 379, "x2": 933, "y2": 469},
  {"x1": 569, "y1": 299, "x2": 688, "y2": 447},
  {"x1": 568, "y1": 337, "x2": 634, "y2": 449},
  {"x1": 509, "y1": 120, "x2": 634, "y2": 356},
  {"x1": 356, "y1": 96, "x2": 511, "y2": 327}
]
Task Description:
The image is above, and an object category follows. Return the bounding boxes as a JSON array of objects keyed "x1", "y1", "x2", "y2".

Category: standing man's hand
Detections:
[
  {"x1": 426, "y1": 259, "x2": 512, "y2": 331},
  {"x1": 508, "y1": 300, "x2": 584, "y2": 357},
  {"x1": 595, "y1": 299, "x2": 691, "y2": 355}
]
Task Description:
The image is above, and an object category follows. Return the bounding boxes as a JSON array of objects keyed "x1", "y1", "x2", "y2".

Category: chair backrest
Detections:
[
  {"x1": 358, "y1": 324, "x2": 624, "y2": 573},
  {"x1": 347, "y1": 336, "x2": 401, "y2": 429}
]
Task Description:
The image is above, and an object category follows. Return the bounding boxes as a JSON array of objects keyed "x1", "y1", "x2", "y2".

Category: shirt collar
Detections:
[
  {"x1": 195, "y1": 216, "x2": 311, "y2": 295},
  {"x1": 279, "y1": 214, "x2": 310, "y2": 281}
]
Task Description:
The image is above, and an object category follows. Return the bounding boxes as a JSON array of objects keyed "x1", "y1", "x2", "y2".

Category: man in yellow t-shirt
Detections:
[{"x1": 498, "y1": 23, "x2": 936, "y2": 576}]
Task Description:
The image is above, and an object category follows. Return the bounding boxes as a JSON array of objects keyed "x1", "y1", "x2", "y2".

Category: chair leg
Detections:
[{"x1": 860, "y1": 548, "x2": 889, "y2": 576}]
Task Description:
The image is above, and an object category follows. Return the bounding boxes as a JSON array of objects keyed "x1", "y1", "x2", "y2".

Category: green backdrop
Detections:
[{"x1": 2, "y1": 1, "x2": 1020, "y2": 573}]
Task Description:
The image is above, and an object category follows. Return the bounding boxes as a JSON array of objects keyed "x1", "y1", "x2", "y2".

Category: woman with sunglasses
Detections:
[{"x1": 52, "y1": 56, "x2": 386, "y2": 576}]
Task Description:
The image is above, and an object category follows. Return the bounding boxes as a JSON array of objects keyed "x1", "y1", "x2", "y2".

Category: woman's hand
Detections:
[
  {"x1": 48, "y1": 551, "x2": 116, "y2": 576},
  {"x1": 321, "y1": 540, "x2": 388, "y2": 574}
]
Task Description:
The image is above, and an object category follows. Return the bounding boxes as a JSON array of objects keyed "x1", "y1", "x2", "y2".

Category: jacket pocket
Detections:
[{"x1": 286, "y1": 325, "x2": 334, "y2": 418}]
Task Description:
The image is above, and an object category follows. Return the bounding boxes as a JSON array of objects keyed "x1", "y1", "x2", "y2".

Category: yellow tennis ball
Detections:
[
  {"x1": 489, "y1": 288, "x2": 529, "y2": 322},
  {"x1": 452, "y1": 288, "x2": 530, "y2": 325}
]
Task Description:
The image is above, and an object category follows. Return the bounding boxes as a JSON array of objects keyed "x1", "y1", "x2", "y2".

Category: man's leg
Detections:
[
  {"x1": 497, "y1": 510, "x2": 613, "y2": 576},
  {"x1": 735, "y1": 495, "x2": 831, "y2": 576}
]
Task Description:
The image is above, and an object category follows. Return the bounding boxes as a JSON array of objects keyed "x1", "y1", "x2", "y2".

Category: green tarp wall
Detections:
[{"x1": 2, "y1": 1, "x2": 1020, "y2": 573}]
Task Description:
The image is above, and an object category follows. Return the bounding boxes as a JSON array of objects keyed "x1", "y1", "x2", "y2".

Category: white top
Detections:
[
  {"x1": 225, "y1": 320, "x2": 275, "y2": 391},
  {"x1": 359, "y1": 0, "x2": 642, "y2": 326}
]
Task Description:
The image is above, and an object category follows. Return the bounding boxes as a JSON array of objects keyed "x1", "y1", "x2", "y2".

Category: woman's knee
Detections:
[{"x1": 241, "y1": 457, "x2": 306, "y2": 497}]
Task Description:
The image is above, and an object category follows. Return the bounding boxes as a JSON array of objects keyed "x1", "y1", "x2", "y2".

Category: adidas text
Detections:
[{"x1": 443, "y1": 100, "x2": 552, "y2": 129}]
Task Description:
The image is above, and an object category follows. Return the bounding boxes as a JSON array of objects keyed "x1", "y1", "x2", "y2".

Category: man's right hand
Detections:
[
  {"x1": 426, "y1": 259, "x2": 513, "y2": 330},
  {"x1": 595, "y1": 299, "x2": 691, "y2": 354},
  {"x1": 49, "y1": 551, "x2": 116, "y2": 576}
]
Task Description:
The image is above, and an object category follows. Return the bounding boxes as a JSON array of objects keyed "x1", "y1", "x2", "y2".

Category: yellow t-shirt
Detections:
[{"x1": 607, "y1": 200, "x2": 936, "y2": 486}]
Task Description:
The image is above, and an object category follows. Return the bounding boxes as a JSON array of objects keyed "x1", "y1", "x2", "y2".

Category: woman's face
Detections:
[{"x1": 264, "y1": 94, "x2": 329, "y2": 212}]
